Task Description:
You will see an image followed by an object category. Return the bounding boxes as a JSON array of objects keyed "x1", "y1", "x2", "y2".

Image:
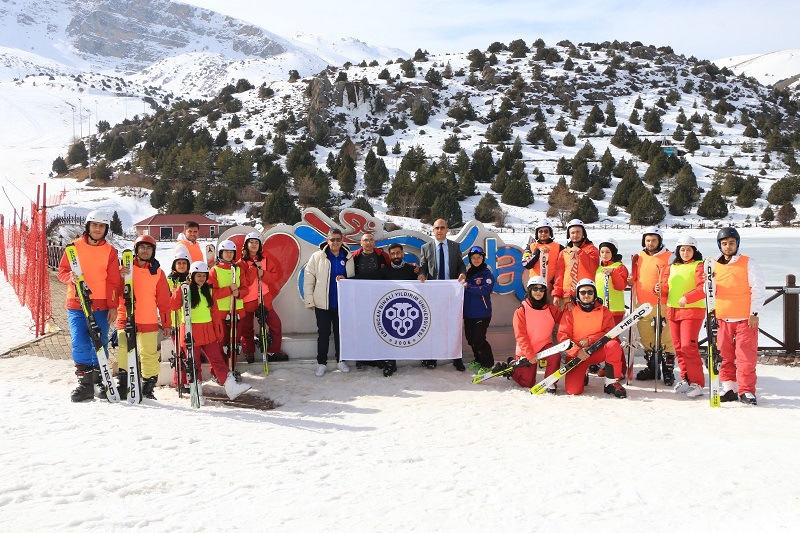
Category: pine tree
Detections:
[
  {"x1": 491, "y1": 168, "x2": 508, "y2": 193},
  {"x1": 761, "y1": 205, "x2": 775, "y2": 223},
  {"x1": 697, "y1": 186, "x2": 729, "y2": 219},
  {"x1": 215, "y1": 128, "x2": 228, "y2": 147},
  {"x1": 430, "y1": 192, "x2": 463, "y2": 227},
  {"x1": 777, "y1": 202, "x2": 797, "y2": 226},
  {"x1": 684, "y1": 131, "x2": 700, "y2": 153},
  {"x1": 376, "y1": 137, "x2": 388, "y2": 156},
  {"x1": 570, "y1": 195, "x2": 599, "y2": 223},
  {"x1": 350, "y1": 196, "x2": 374, "y2": 215},
  {"x1": 629, "y1": 188, "x2": 665, "y2": 225},
  {"x1": 337, "y1": 164, "x2": 356, "y2": 198},
  {"x1": 110, "y1": 211, "x2": 123, "y2": 235},
  {"x1": 474, "y1": 192, "x2": 501, "y2": 222},
  {"x1": 68, "y1": 140, "x2": 88, "y2": 166},
  {"x1": 52, "y1": 156, "x2": 68, "y2": 174},
  {"x1": 443, "y1": 134, "x2": 461, "y2": 154},
  {"x1": 570, "y1": 161, "x2": 591, "y2": 191},
  {"x1": 563, "y1": 132, "x2": 576, "y2": 147},
  {"x1": 501, "y1": 178, "x2": 534, "y2": 207},
  {"x1": 364, "y1": 158, "x2": 389, "y2": 196},
  {"x1": 604, "y1": 102, "x2": 617, "y2": 127},
  {"x1": 262, "y1": 186, "x2": 301, "y2": 224},
  {"x1": 628, "y1": 109, "x2": 640, "y2": 125},
  {"x1": 554, "y1": 116, "x2": 568, "y2": 132}
]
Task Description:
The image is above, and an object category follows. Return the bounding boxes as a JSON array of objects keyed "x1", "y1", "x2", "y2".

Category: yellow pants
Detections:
[
  {"x1": 636, "y1": 303, "x2": 674, "y2": 355},
  {"x1": 117, "y1": 329, "x2": 161, "y2": 379}
]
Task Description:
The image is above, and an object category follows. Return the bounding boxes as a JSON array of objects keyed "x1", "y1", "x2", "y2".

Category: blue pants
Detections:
[{"x1": 68, "y1": 308, "x2": 111, "y2": 366}]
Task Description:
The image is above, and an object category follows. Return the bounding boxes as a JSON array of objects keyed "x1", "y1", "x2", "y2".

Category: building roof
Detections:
[{"x1": 133, "y1": 214, "x2": 219, "y2": 226}]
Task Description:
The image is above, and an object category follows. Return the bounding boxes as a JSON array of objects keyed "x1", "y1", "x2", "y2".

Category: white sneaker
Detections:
[
  {"x1": 315, "y1": 364, "x2": 327, "y2": 377},
  {"x1": 223, "y1": 372, "x2": 251, "y2": 400},
  {"x1": 685, "y1": 383, "x2": 705, "y2": 397},
  {"x1": 673, "y1": 379, "x2": 690, "y2": 394},
  {"x1": 337, "y1": 361, "x2": 350, "y2": 373}
]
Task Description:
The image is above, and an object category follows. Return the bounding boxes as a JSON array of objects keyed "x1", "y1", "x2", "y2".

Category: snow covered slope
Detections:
[{"x1": 714, "y1": 49, "x2": 800, "y2": 90}]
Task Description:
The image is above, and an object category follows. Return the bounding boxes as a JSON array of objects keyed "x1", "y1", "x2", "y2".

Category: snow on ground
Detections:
[{"x1": 2, "y1": 230, "x2": 800, "y2": 530}]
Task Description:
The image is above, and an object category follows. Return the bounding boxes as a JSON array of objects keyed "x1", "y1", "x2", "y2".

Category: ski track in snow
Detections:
[{"x1": 1, "y1": 354, "x2": 800, "y2": 531}]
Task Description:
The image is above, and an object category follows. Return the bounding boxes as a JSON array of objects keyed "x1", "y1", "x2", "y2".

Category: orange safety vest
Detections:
[
  {"x1": 570, "y1": 305, "x2": 604, "y2": 342},
  {"x1": 68, "y1": 238, "x2": 112, "y2": 302},
  {"x1": 715, "y1": 256, "x2": 752, "y2": 319},
  {"x1": 177, "y1": 239, "x2": 205, "y2": 263},
  {"x1": 558, "y1": 244, "x2": 598, "y2": 296},
  {"x1": 530, "y1": 241, "x2": 561, "y2": 286},
  {"x1": 515, "y1": 303, "x2": 555, "y2": 358},
  {"x1": 636, "y1": 249, "x2": 671, "y2": 305}
]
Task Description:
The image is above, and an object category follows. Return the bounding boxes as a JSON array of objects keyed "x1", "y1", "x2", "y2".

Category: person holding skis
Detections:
[
  {"x1": 167, "y1": 247, "x2": 192, "y2": 394},
  {"x1": 557, "y1": 278, "x2": 627, "y2": 398},
  {"x1": 511, "y1": 276, "x2": 563, "y2": 392},
  {"x1": 210, "y1": 240, "x2": 249, "y2": 374},
  {"x1": 660, "y1": 236, "x2": 706, "y2": 398},
  {"x1": 589, "y1": 238, "x2": 629, "y2": 377},
  {"x1": 304, "y1": 228, "x2": 355, "y2": 377},
  {"x1": 116, "y1": 235, "x2": 173, "y2": 400},
  {"x1": 521, "y1": 219, "x2": 563, "y2": 293},
  {"x1": 629, "y1": 226, "x2": 676, "y2": 386},
  {"x1": 169, "y1": 261, "x2": 251, "y2": 400},
  {"x1": 463, "y1": 246, "x2": 495, "y2": 373},
  {"x1": 239, "y1": 232, "x2": 289, "y2": 364},
  {"x1": 711, "y1": 228, "x2": 766, "y2": 405},
  {"x1": 57, "y1": 210, "x2": 121, "y2": 402},
  {"x1": 552, "y1": 219, "x2": 599, "y2": 311}
]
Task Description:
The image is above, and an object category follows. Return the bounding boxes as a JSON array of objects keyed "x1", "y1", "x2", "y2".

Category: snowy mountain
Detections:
[
  {"x1": 714, "y1": 50, "x2": 800, "y2": 92},
  {"x1": 0, "y1": 0, "x2": 406, "y2": 96}
]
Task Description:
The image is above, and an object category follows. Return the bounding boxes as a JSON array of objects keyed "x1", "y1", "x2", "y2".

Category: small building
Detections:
[{"x1": 133, "y1": 214, "x2": 219, "y2": 240}]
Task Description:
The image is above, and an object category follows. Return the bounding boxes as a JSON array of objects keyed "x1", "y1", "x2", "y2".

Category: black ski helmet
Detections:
[{"x1": 716, "y1": 227, "x2": 740, "y2": 252}]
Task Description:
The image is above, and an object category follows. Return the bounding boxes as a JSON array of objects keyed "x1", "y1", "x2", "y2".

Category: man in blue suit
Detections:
[{"x1": 417, "y1": 218, "x2": 467, "y2": 370}]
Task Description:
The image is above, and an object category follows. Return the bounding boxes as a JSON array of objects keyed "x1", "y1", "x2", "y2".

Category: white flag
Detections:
[{"x1": 338, "y1": 280, "x2": 464, "y2": 361}]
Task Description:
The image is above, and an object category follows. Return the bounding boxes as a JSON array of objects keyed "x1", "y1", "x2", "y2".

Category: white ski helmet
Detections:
[
  {"x1": 675, "y1": 235, "x2": 698, "y2": 249},
  {"x1": 527, "y1": 275, "x2": 547, "y2": 288},
  {"x1": 566, "y1": 219, "x2": 586, "y2": 240},
  {"x1": 641, "y1": 226, "x2": 663, "y2": 247},
  {"x1": 217, "y1": 239, "x2": 237, "y2": 260},
  {"x1": 189, "y1": 261, "x2": 209, "y2": 275},
  {"x1": 576, "y1": 278, "x2": 596, "y2": 293},
  {"x1": 85, "y1": 210, "x2": 111, "y2": 237},
  {"x1": 535, "y1": 219, "x2": 554, "y2": 238},
  {"x1": 245, "y1": 231, "x2": 262, "y2": 244},
  {"x1": 172, "y1": 247, "x2": 192, "y2": 271}
]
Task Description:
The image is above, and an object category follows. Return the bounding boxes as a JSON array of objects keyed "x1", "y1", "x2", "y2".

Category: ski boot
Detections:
[
  {"x1": 244, "y1": 353, "x2": 255, "y2": 364},
  {"x1": 267, "y1": 352, "x2": 289, "y2": 362},
  {"x1": 141, "y1": 376, "x2": 158, "y2": 400},
  {"x1": 662, "y1": 354, "x2": 676, "y2": 387},
  {"x1": 94, "y1": 367, "x2": 109, "y2": 400},
  {"x1": 635, "y1": 351, "x2": 657, "y2": 380},
  {"x1": 604, "y1": 381, "x2": 627, "y2": 398},
  {"x1": 224, "y1": 372, "x2": 251, "y2": 400},
  {"x1": 70, "y1": 364, "x2": 96, "y2": 402},
  {"x1": 382, "y1": 360, "x2": 397, "y2": 377},
  {"x1": 117, "y1": 369, "x2": 129, "y2": 401}
]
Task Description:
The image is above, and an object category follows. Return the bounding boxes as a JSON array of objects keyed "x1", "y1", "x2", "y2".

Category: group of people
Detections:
[
  {"x1": 514, "y1": 219, "x2": 765, "y2": 403},
  {"x1": 59, "y1": 215, "x2": 288, "y2": 403},
  {"x1": 60, "y1": 211, "x2": 765, "y2": 406}
]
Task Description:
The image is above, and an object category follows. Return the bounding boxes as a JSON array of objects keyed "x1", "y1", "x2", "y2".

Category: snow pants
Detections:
[
  {"x1": 464, "y1": 317, "x2": 494, "y2": 368},
  {"x1": 240, "y1": 302, "x2": 284, "y2": 355},
  {"x1": 68, "y1": 308, "x2": 110, "y2": 366},
  {"x1": 668, "y1": 317, "x2": 705, "y2": 387},
  {"x1": 219, "y1": 308, "x2": 246, "y2": 368},
  {"x1": 564, "y1": 340, "x2": 624, "y2": 395},
  {"x1": 197, "y1": 341, "x2": 231, "y2": 386},
  {"x1": 117, "y1": 330, "x2": 161, "y2": 379},
  {"x1": 718, "y1": 319, "x2": 758, "y2": 395},
  {"x1": 636, "y1": 302, "x2": 674, "y2": 355},
  {"x1": 512, "y1": 344, "x2": 561, "y2": 388}
]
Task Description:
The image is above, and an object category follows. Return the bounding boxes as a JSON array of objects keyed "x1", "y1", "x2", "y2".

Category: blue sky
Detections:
[{"x1": 180, "y1": 0, "x2": 798, "y2": 60}]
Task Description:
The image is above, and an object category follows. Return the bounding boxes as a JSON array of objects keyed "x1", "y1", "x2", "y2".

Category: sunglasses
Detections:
[
  {"x1": 578, "y1": 290, "x2": 595, "y2": 296},
  {"x1": 433, "y1": 226, "x2": 447, "y2": 230},
  {"x1": 530, "y1": 286, "x2": 546, "y2": 293},
  {"x1": 329, "y1": 237, "x2": 342, "y2": 242}
]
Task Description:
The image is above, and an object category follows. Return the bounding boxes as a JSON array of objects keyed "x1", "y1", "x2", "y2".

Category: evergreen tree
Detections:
[
  {"x1": 555, "y1": 156, "x2": 572, "y2": 175},
  {"x1": 672, "y1": 125, "x2": 685, "y2": 141},
  {"x1": 52, "y1": 156, "x2": 68, "y2": 174},
  {"x1": 386, "y1": 169, "x2": 416, "y2": 216},
  {"x1": 628, "y1": 108, "x2": 640, "y2": 125},
  {"x1": 766, "y1": 176, "x2": 799, "y2": 205},
  {"x1": 350, "y1": 196, "x2": 374, "y2": 215},
  {"x1": 543, "y1": 136, "x2": 558, "y2": 151},
  {"x1": 491, "y1": 167, "x2": 508, "y2": 194},
  {"x1": 68, "y1": 140, "x2": 88, "y2": 166},
  {"x1": 684, "y1": 131, "x2": 700, "y2": 153},
  {"x1": 215, "y1": 128, "x2": 228, "y2": 147},
  {"x1": 412, "y1": 104, "x2": 429, "y2": 126},
  {"x1": 474, "y1": 192, "x2": 502, "y2": 223},
  {"x1": 629, "y1": 188, "x2": 665, "y2": 225},
  {"x1": 458, "y1": 170, "x2": 476, "y2": 198},
  {"x1": 570, "y1": 195, "x2": 599, "y2": 223},
  {"x1": 501, "y1": 177, "x2": 534, "y2": 207},
  {"x1": 337, "y1": 164, "x2": 356, "y2": 198},
  {"x1": 554, "y1": 116, "x2": 568, "y2": 132},
  {"x1": 604, "y1": 102, "x2": 617, "y2": 127},
  {"x1": 262, "y1": 186, "x2": 301, "y2": 224},
  {"x1": 261, "y1": 166, "x2": 287, "y2": 191},
  {"x1": 570, "y1": 161, "x2": 591, "y2": 191},
  {"x1": 668, "y1": 183, "x2": 694, "y2": 216},
  {"x1": 470, "y1": 146, "x2": 495, "y2": 181},
  {"x1": 430, "y1": 192, "x2": 463, "y2": 226},
  {"x1": 735, "y1": 178, "x2": 760, "y2": 208},
  {"x1": 443, "y1": 134, "x2": 461, "y2": 154},
  {"x1": 761, "y1": 205, "x2": 775, "y2": 223},
  {"x1": 110, "y1": 211, "x2": 123, "y2": 235},
  {"x1": 272, "y1": 133, "x2": 287, "y2": 155},
  {"x1": 777, "y1": 202, "x2": 797, "y2": 226},
  {"x1": 634, "y1": 96, "x2": 643, "y2": 109},
  {"x1": 107, "y1": 136, "x2": 127, "y2": 160},
  {"x1": 697, "y1": 186, "x2": 729, "y2": 219},
  {"x1": 364, "y1": 158, "x2": 390, "y2": 196},
  {"x1": 376, "y1": 137, "x2": 388, "y2": 156},
  {"x1": 563, "y1": 132, "x2": 576, "y2": 147}
]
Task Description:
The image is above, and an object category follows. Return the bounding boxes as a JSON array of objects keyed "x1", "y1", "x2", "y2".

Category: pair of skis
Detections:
[
  {"x1": 65, "y1": 244, "x2": 120, "y2": 403},
  {"x1": 121, "y1": 250, "x2": 143, "y2": 404},
  {"x1": 472, "y1": 340, "x2": 572, "y2": 384},
  {"x1": 704, "y1": 258, "x2": 721, "y2": 408},
  {"x1": 255, "y1": 262, "x2": 270, "y2": 376},
  {"x1": 530, "y1": 302, "x2": 652, "y2": 395},
  {"x1": 180, "y1": 283, "x2": 203, "y2": 408}
]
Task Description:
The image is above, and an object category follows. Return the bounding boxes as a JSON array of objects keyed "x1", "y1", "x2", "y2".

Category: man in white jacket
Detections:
[{"x1": 303, "y1": 228, "x2": 355, "y2": 377}]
